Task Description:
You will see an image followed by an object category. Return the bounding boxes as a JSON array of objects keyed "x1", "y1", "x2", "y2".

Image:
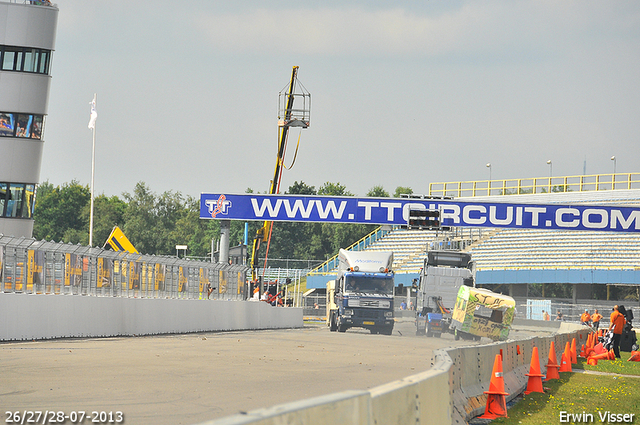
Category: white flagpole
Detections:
[{"x1": 88, "y1": 94, "x2": 97, "y2": 246}]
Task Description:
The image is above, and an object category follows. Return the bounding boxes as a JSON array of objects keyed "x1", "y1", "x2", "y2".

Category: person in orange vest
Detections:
[
  {"x1": 580, "y1": 309, "x2": 591, "y2": 326},
  {"x1": 609, "y1": 305, "x2": 627, "y2": 358},
  {"x1": 591, "y1": 309, "x2": 603, "y2": 332}
]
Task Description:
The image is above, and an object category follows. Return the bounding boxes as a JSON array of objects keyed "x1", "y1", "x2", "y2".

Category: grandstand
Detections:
[{"x1": 306, "y1": 174, "x2": 640, "y2": 300}]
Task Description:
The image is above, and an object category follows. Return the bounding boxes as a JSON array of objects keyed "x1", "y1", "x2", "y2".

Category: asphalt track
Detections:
[{"x1": 0, "y1": 319, "x2": 552, "y2": 425}]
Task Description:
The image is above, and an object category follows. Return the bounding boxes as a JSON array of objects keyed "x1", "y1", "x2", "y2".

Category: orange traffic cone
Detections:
[
  {"x1": 479, "y1": 354, "x2": 509, "y2": 419},
  {"x1": 545, "y1": 341, "x2": 560, "y2": 381},
  {"x1": 589, "y1": 350, "x2": 612, "y2": 362},
  {"x1": 593, "y1": 342, "x2": 606, "y2": 355},
  {"x1": 559, "y1": 351, "x2": 572, "y2": 372},
  {"x1": 579, "y1": 344, "x2": 587, "y2": 358},
  {"x1": 524, "y1": 347, "x2": 545, "y2": 394},
  {"x1": 587, "y1": 357, "x2": 598, "y2": 366},
  {"x1": 563, "y1": 342, "x2": 572, "y2": 364},
  {"x1": 570, "y1": 338, "x2": 577, "y2": 364}
]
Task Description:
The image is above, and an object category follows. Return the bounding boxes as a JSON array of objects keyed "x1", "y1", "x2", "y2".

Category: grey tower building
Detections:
[{"x1": 0, "y1": 1, "x2": 58, "y2": 237}]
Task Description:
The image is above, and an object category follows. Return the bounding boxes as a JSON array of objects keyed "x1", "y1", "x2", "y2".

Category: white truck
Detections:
[
  {"x1": 326, "y1": 249, "x2": 395, "y2": 335},
  {"x1": 415, "y1": 251, "x2": 474, "y2": 337}
]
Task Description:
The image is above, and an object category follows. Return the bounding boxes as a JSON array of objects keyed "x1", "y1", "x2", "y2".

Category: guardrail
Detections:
[
  {"x1": 429, "y1": 172, "x2": 640, "y2": 198},
  {"x1": 0, "y1": 235, "x2": 248, "y2": 300}
]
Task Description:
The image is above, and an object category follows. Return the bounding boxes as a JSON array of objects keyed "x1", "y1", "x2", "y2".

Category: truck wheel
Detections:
[
  {"x1": 435, "y1": 333, "x2": 442, "y2": 338},
  {"x1": 381, "y1": 327, "x2": 393, "y2": 336},
  {"x1": 329, "y1": 312, "x2": 337, "y2": 332},
  {"x1": 338, "y1": 324, "x2": 347, "y2": 333},
  {"x1": 426, "y1": 330, "x2": 432, "y2": 337}
]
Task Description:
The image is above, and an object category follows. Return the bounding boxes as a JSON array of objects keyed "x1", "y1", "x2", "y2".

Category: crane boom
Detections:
[{"x1": 250, "y1": 66, "x2": 306, "y2": 281}]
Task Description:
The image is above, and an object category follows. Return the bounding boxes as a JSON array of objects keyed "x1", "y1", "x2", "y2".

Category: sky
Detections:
[{"x1": 41, "y1": 0, "x2": 640, "y2": 200}]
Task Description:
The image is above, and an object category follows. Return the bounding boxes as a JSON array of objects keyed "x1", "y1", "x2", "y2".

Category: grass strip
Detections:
[{"x1": 486, "y1": 352, "x2": 640, "y2": 424}]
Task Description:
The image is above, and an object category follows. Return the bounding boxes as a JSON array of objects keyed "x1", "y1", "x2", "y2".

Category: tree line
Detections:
[{"x1": 32, "y1": 180, "x2": 413, "y2": 266}]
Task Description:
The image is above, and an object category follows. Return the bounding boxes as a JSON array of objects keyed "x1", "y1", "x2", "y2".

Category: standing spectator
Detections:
[
  {"x1": 580, "y1": 309, "x2": 591, "y2": 326},
  {"x1": 400, "y1": 301, "x2": 407, "y2": 310},
  {"x1": 609, "y1": 305, "x2": 627, "y2": 359},
  {"x1": 555, "y1": 310, "x2": 563, "y2": 321},
  {"x1": 591, "y1": 309, "x2": 603, "y2": 332},
  {"x1": 542, "y1": 310, "x2": 550, "y2": 321}
]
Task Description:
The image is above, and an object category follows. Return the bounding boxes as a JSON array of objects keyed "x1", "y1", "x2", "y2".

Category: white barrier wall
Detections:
[
  {"x1": 0, "y1": 294, "x2": 302, "y2": 341},
  {"x1": 200, "y1": 321, "x2": 589, "y2": 425}
]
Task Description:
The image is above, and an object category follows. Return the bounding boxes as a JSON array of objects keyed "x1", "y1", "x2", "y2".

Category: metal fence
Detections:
[
  {"x1": 519, "y1": 300, "x2": 638, "y2": 327},
  {"x1": 0, "y1": 235, "x2": 249, "y2": 300},
  {"x1": 429, "y1": 172, "x2": 640, "y2": 198}
]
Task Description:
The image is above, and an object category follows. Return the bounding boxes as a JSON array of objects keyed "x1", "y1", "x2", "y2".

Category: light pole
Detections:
[
  {"x1": 611, "y1": 156, "x2": 616, "y2": 190},
  {"x1": 486, "y1": 163, "x2": 492, "y2": 195},
  {"x1": 611, "y1": 156, "x2": 616, "y2": 174},
  {"x1": 547, "y1": 160, "x2": 552, "y2": 177}
]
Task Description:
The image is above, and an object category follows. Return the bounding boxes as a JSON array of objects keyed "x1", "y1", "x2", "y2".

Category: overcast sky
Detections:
[{"x1": 41, "y1": 1, "x2": 640, "y2": 199}]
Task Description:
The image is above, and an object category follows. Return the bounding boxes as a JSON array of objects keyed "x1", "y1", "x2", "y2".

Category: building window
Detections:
[
  {"x1": 0, "y1": 112, "x2": 45, "y2": 139},
  {"x1": 0, "y1": 45, "x2": 51, "y2": 74},
  {"x1": 0, "y1": 183, "x2": 36, "y2": 219}
]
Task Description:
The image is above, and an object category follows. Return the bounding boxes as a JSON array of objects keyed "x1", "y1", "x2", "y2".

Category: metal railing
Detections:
[
  {"x1": 429, "y1": 172, "x2": 640, "y2": 198},
  {"x1": 0, "y1": 235, "x2": 249, "y2": 300}
]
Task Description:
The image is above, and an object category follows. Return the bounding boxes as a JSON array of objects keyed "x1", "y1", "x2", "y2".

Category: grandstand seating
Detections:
[
  {"x1": 469, "y1": 228, "x2": 640, "y2": 270},
  {"x1": 352, "y1": 226, "x2": 640, "y2": 275},
  {"x1": 313, "y1": 188, "x2": 640, "y2": 277},
  {"x1": 364, "y1": 229, "x2": 438, "y2": 272}
]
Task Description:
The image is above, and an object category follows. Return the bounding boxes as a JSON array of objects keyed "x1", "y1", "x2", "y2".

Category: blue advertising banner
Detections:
[{"x1": 200, "y1": 193, "x2": 640, "y2": 233}]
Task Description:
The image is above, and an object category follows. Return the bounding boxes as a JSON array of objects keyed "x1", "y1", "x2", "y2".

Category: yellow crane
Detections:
[{"x1": 250, "y1": 66, "x2": 310, "y2": 282}]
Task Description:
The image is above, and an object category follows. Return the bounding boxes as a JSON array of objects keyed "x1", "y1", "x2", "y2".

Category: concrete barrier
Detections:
[
  {"x1": 200, "y1": 323, "x2": 590, "y2": 425},
  {"x1": 0, "y1": 293, "x2": 302, "y2": 341}
]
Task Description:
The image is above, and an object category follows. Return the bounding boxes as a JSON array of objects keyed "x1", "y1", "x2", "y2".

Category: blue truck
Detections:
[{"x1": 326, "y1": 249, "x2": 395, "y2": 335}]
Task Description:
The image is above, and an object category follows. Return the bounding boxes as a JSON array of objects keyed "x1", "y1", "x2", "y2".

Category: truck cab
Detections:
[
  {"x1": 415, "y1": 251, "x2": 474, "y2": 337},
  {"x1": 326, "y1": 249, "x2": 395, "y2": 335}
]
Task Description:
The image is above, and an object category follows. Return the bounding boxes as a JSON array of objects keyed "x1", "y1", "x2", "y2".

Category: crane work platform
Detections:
[{"x1": 277, "y1": 67, "x2": 310, "y2": 128}]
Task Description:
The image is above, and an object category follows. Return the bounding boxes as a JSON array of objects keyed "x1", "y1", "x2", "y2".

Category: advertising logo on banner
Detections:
[
  {"x1": 27, "y1": 249, "x2": 44, "y2": 292},
  {"x1": 64, "y1": 253, "x2": 82, "y2": 287},
  {"x1": 218, "y1": 270, "x2": 227, "y2": 294},
  {"x1": 129, "y1": 261, "x2": 140, "y2": 290},
  {"x1": 178, "y1": 266, "x2": 188, "y2": 292},
  {"x1": 200, "y1": 193, "x2": 640, "y2": 233},
  {"x1": 154, "y1": 263, "x2": 165, "y2": 291},
  {"x1": 97, "y1": 257, "x2": 113, "y2": 288},
  {"x1": 199, "y1": 267, "x2": 208, "y2": 294}
]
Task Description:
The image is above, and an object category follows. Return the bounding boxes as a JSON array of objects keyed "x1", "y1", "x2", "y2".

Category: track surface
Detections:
[{"x1": 0, "y1": 319, "x2": 550, "y2": 425}]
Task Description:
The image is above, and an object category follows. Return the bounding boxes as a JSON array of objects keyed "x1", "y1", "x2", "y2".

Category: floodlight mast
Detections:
[{"x1": 250, "y1": 66, "x2": 310, "y2": 282}]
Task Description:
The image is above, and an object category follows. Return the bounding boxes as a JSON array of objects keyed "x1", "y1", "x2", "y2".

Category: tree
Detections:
[
  {"x1": 318, "y1": 182, "x2": 352, "y2": 196},
  {"x1": 81, "y1": 194, "x2": 127, "y2": 247},
  {"x1": 122, "y1": 182, "x2": 196, "y2": 255},
  {"x1": 266, "y1": 181, "x2": 320, "y2": 264},
  {"x1": 33, "y1": 180, "x2": 90, "y2": 242},
  {"x1": 393, "y1": 186, "x2": 413, "y2": 198},
  {"x1": 367, "y1": 185, "x2": 389, "y2": 197}
]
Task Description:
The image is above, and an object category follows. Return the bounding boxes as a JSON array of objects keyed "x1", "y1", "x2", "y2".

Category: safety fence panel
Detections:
[{"x1": 0, "y1": 235, "x2": 248, "y2": 300}]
